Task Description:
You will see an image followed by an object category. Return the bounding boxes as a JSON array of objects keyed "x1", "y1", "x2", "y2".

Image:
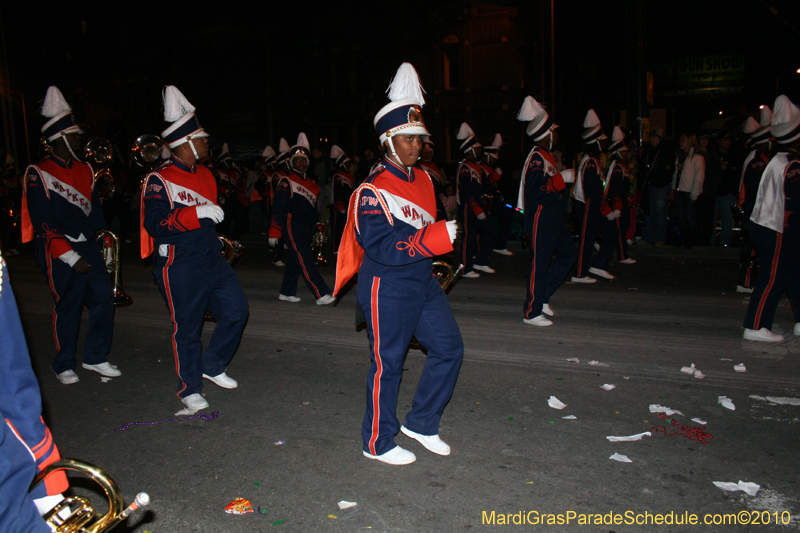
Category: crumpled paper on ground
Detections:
[
  {"x1": 734, "y1": 364, "x2": 747, "y2": 372},
  {"x1": 600, "y1": 384, "x2": 616, "y2": 390},
  {"x1": 649, "y1": 404, "x2": 684, "y2": 416},
  {"x1": 606, "y1": 432, "x2": 651, "y2": 442},
  {"x1": 718, "y1": 396, "x2": 736, "y2": 410},
  {"x1": 712, "y1": 481, "x2": 760, "y2": 496},
  {"x1": 548, "y1": 396, "x2": 567, "y2": 409},
  {"x1": 680, "y1": 363, "x2": 705, "y2": 379},
  {"x1": 225, "y1": 498, "x2": 253, "y2": 515},
  {"x1": 609, "y1": 453, "x2": 632, "y2": 463},
  {"x1": 562, "y1": 415, "x2": 577, "y2": 420},
  {"x1": 588, "y1": 360, "x2": 609, "y2": 367},
  {"x1": 566, "y1": 357, "x2": 580, "y2": 363},
  {"x1": 338, "y1": 501, "x2": 358, "y2": 510},
  {"x1": 692, "y1": 418, "x2": 708, "y2": 425}
]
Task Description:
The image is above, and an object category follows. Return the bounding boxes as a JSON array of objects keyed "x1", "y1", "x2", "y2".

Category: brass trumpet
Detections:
[
  {"x1": 97, "y1": 230, "x2": 133, "y2": 307},
  {"x1": 312, "y1": 222, "x2": 328, "y2": 266},
  {"x1": 30, "y1": 458, "x2": 149, "y2": 533},
  {"x1": 219, "y1": 235, "x2": 244, "y2": 265}
]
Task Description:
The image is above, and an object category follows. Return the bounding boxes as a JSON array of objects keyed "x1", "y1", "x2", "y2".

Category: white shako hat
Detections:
[
  {"x1": 582, "y1": 109, "x2": 607, "y2": 143},
  {"x1": 456, "y1": 122, "x2": 481, "y2": 153},
  {"x1": 276, "y1": 138, "x2": 291, "y2": 164},
  {"x1": 743, "y1": 106, "x2": 772, "y2": 145},
  {"x1": 373, "y1": 63, "x2": 429, "y2": 145},
  {"x1": 422, "y1": 135, "x2": 435, "y2": 148},
  {"x1": 517, "y1": 95, "x2": 557, "y2": 141},
  {"x1": 41, "y1": 86, "x2": 84, "y2": 142},
  {"x1": 330, "y1": 145, "x2": 350, "y2": 168},
  {"x1": 260, "y1": 145, "x2": 276, "y2": 164},
  {"x1": 161, "y1": 85, "x2": 208, "y2": 149},
  {"x1": 289, "y1": 132, "x2": 310, "y2": 159},
  {"x1": 483, "y1": 133, "x2": 503, "y2": 156},
  {"x1": 771, "y1": 95, "x2": 800, "y2": 144},
  {"x1": 608, "y1": 126, "x2": 628, "y2": 153}
]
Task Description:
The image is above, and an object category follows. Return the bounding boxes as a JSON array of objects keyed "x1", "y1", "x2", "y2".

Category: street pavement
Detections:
[{"x1": 8, "y1": 236, "x2": 800, "y2": 532}]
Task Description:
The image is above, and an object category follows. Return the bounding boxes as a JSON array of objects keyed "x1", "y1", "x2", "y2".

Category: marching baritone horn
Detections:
[
  {"x1": 312, "y1": 222, "x2": 328, "y2": 266},
  {"x1": 84, "y1": 139, "x2": 116, "y2": 201},
  {"x1": 96, "y1": 229, "x2": 133, "y2": 307},
  {"x1": 130, "y1": 134, "x2": 165, "y2": 172},
  {"x1": 30, "y1": 458, "x2": 149, "y2": 533},
  {"x1": 219, "y1": 235, "x2": 244, "y2": 265}
]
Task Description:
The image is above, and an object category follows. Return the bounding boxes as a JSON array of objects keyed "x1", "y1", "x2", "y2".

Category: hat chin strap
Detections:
[
  {"x1": 187, "y1": 137, "x2": 200, "y2": 160},
  {"x1": 60, "y1": 133, "x2": 81, "y2": 161}
]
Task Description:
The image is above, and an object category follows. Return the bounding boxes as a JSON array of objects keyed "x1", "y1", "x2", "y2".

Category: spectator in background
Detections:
[
  {"x1": 710, "y1": 131, "x2": 741, "y2": 246},
  {"x1": 672, "y1": 133, "x2": 705, "y2": 248},
  {"x1": 639, "y1": 128, "x2": 673, "y2": 246}
]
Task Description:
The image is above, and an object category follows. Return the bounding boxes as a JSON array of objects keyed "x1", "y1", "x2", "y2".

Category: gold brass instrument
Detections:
[
  {"x1": 219, "y1": 235, "x2": 244, "y2": 265},
  {"x1": 130, "y1": 134, "x2": 165, "y2": 172},
  {"x1": 85, "y1": 139, "x2": 115, "y2": 201},
  {"x1": 96, "y1": 230, "x2": 133, "y2": 307},
  {"x1": 30, "y1": 458, "x2": 149, "y2": 533},
  {"x1": 312, "y1": 222, "x2": 328, "y2": 266}
]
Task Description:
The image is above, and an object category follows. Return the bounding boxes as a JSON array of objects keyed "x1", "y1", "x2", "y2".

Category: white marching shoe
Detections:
[
  {"x1": 82, "y1": 362, "x2": 121, "y2": 377},
  {"x1": 795, "y1": 323, "x2": 800, "y2": 336},
  {"x1": 363, "y1": 445, "x2": 416, "y2": 465},
  {"x1": 181, "y1": 393, "x2": 209, "y2": 410},
  {"x1": 571, "y1": 276, "x2": 597, "y2": 284},
  {"x1": 316, "y1": 294, "x2": 336, "y2": 305},
  {"x1": 619, "y1": 258, "x2": 636, "y2": 264},
  {"x1": 523, "y1": 315, "x2": 553, "y2": 327},
  {"x1": 588, "y1": 267, "x2": 615, "y2": 280},
  {"x1": 56, "y1": 370, "x2": 79, "y2": 385},
  {"x1": 279, "y1": 294, "x2": 301, "y2": 303},
  {"x1": 493, "y1": 248, "x2": 513, "y2": 256},
  {"x1": 743, "y1": 328, "x2": 784, "y2": 343},
  {"x1": 473, "y1": 264, "x2": 495, "y2": 274},
  {"x1": 400, "y1": 425, "x2": 451, "y2": 456},
  {"x1": 203, "y1": 371, "x2": 238, "y2": 389},
  {"x1": 736, "y1": 285, "x2": 753, "y2": 294},
  {"x1": 462, "y1": 271, "x2": 480, "y2": 279},
  {"x1": 541, "y1": 303, "x2": 554, "y2": 316}
]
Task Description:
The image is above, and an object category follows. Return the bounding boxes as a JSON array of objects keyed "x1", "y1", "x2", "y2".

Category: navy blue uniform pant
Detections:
[
  {"x1": 154, "y1": 246, "x2": 249, "y2": 399},
  {"x1": 574, "y1": 200, "x2": 602, "y2": 277},
  {"x1": 460, "y1": 210, "x2": 493, "y2": 273},
  {"x1": 523, "y1": 206, "x2": 577, "y2": 319},
  {"x1": 738, "y1": 241, "x2": 757, "y2": 289},
  {"x1": 743, "y1": 223, "x2": 800, "y2": 331},
  {"x1": 37, "y1": 240, "x2": 113, "y2": 374},
  {"x1": 358, "y1": 274, "x2": 463, "y2": 456},
  {"x1": 281, "y1": 217, "x2": 330, "y2": 298}
]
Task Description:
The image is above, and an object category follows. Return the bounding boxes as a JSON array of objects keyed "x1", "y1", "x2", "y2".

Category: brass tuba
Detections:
[
  {"x1": 30, "y1": 458, "x2": 149, "y2": 533},
  {"x1": 97, "y1": 230, "x2": 133, "y2": 307},
  {"x1": 312, "y1": 222, "x2": 328, "y2": 266},
  {"x1": 84, "y1": 139, "x2": 115, "y2": 201}
]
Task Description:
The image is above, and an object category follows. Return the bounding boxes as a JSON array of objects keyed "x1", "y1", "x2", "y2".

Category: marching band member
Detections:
[
  {"x1": 0, "y1": 255, "x2": 69, "y2": 532},
  {"x1": 253, "y1": 144, "x2": 277, "y2": 235},
  {"x1": 742, "y1": 95, "x2": 800, "y2": 342},
  {"x1": 480, "y1": 134, "x2": 514, "y2": 256},
  {"x1": 140, "y1": 86, "x2": 248, "y2": 412},
  {"x1": 417, "y1": 136, "x2": 447, "y2": 221},
  {"x1": 456, "y1": 122, "x2": 494, "y2": 277},
  {"x1": 516, "y1": 96, "x2": 577, "y2": 326},
  {"x1": 737, "y1": 106, "x2": 772, "y2": 293},
  {"x1": 329, "y1": 145, "x2": 354, "y2": 253},
  {"x1": 21, "y1": 86, "x2": 119, "y2": 384},
  {"x1": 333, "y1": 63, "x2": 461, "y2": 465},
  {"x1": 572, "y1": 109, "x2": 610, "y2": 283},
  {"x1": 269, "y1": 133, "x2": 335, "y2": 304},
  {"x1": 606, "y1": 126, "x2": 635, "y2": 265}
]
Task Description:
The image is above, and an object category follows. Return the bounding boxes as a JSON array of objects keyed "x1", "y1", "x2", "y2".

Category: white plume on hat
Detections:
[
  {"x1": 294, "y1": 132, "x2": 310, "y2": 151},
  {"x1": 742, "y1": 117, "x2": 760, "y2": 134},
  {"x1": 161, "y1": 145, "x2": 172, "y2": 160},
  {"x1": 771, "y1": 95, "x2": 800, "y2": 143},
  {"x1": 609, "y1": 126, "x2": 628, "y2": 153},
  {"x1": 262, "y1": 145, "x2": 276, "y2": 159},
  {"x1": 162, "y1": 85, "x2": 196, "y2": 123},
  {"x1": 583, "y1": 109, "x2": 601, "y2": 129},
  {"x1": 386, "y1": 63, "x2": 426, "y2": 106},
  {"x1": 760, "y1": 105, "x2": 773, "y2": 127},
  {"x1": 278, "y1": 138, "x2": 290, "y2": 154},
  {"x1": 330, "y1": 145, "x2": 345, "y2": 160},
  {"x1": 41, "y1": 86, "x2": 72, "y2": 118},
  {"x1": 517, "y1": 96, "x2": 546, "y2": 122},
  {"x1": 456, "y1": 122, "x2": 475, "y2": 142},
  {"x1": 490, "y1": 134, "x2": 503, "y2": 148},
  {"x1": 220, "y1": 143, "x2": 230, "y2": 157}
]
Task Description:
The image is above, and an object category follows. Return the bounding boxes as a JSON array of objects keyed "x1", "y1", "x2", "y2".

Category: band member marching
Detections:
[
  {"x1": 742, "y1": 95, "x2": 800, "y2": 343},
  {"x1": 269, "y1": 133, "x2": 335, "y2": 305},
  {"x1": 140, "y1": 86, "x2": 249, "y2": 412},
  {"x1": 516, "y1": 96, "x2": 578, "y2": 326},
  {"x1": 21, "y1": 86, "x2": 120, "y2": 384},
  {"x1": 417, "y1": 136, "x2": 447, "y2": 221},
  {"x1": 333, "y1": 63, "x2": 462, "y2": 465},
  {"x1": 329, "y1": 145, "x2": 354, "y2": 253}
]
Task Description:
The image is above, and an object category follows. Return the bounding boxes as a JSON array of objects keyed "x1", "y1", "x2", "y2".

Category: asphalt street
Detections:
[{"x1": 8, "y1": 235, "x2": 800, "y2": 533}]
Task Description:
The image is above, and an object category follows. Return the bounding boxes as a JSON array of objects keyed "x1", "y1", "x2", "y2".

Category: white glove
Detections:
[
  {"x1": 477, "y1": 213, "x2": 487, "y2": 221},
  {"x1": 613, "y1": 209, "x2": 621, "y2": 219},
  {"x1": 196, "y1": 205, "x2": 224, "y2": 223},
  {"x1": 269, "y1": 238, "x2": 278, "y2": 247},
  {"x1": 445, "y1": 220, "x2": 458, "y2": 244},
  {"x1": 606, "y1": 212, "x2": 615, "y2": 221}
]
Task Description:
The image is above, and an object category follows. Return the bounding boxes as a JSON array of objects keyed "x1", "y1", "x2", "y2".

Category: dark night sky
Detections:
[{"x1": 2, "y1": 0, "x2": 800, "y2": 159}]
